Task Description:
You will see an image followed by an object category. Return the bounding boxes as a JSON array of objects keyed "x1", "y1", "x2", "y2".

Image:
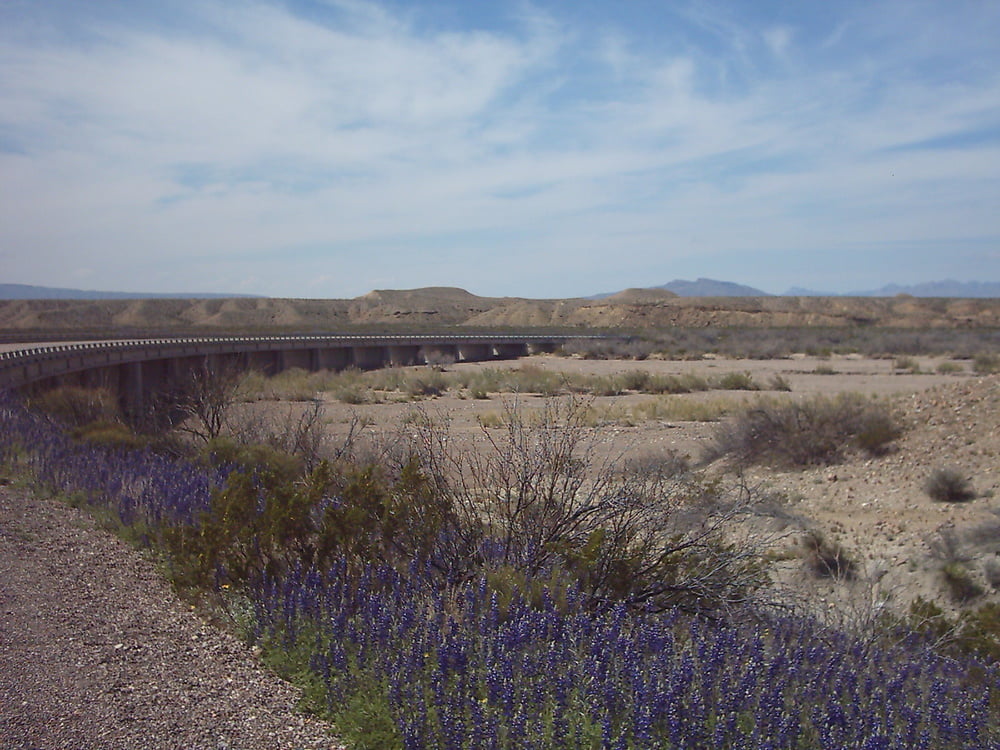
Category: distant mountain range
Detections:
[
  {"x1": 598, "y1": 278, "x2": 999, "y2": 299},
  {"x1": 590, "y1": 278, "x2": 770, "y2": 299},
  {"x1": 3, "y1": 278, "x2": 997, "y2": 301},
  {"x1": 784, "y1": 280, "x2": 1000, "y2": 298},
  {"x1": 0, "y1": 283, "x2": 260, "y2": 300}
]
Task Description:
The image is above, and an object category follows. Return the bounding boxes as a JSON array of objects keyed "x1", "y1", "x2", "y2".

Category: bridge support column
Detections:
[
  {"x1": 387, "y1": 345, "x2": 421, "y2": 367},
  {"x1": 352, "y1": 346, "x2": 388, "y2": 370},
  {"x1": 276, "y1": 349, "x2": 311, "y2": 372},
  {"x1": 419, "y1": 345, "x2": 458, "y2": 365},
  {"x1": 494, "y1": 343, "x2": 529, "y2": 359},
  {"x1": 314, "y1": 347, "x2": 353, "y2": 371},
  {"x1": 246, "y1": 350, "x2": 280, "y2": 376},
  {"x1": 456, "y1": 344, "x2": 492, "y2": 362}
]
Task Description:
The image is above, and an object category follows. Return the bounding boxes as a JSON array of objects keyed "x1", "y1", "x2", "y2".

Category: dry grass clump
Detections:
[{"x1": 703, "y1": 393, "x2": 902, "y2": 468}]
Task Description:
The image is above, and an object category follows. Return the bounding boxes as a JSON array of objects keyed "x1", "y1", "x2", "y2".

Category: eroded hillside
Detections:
[{"x1": 1, "y1": 287, "x2": 998, "y2": 335}]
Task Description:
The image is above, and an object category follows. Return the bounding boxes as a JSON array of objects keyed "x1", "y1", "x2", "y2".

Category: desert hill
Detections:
[{"x1": 1, "y1": 287, "x2": 998, "y2": 337}]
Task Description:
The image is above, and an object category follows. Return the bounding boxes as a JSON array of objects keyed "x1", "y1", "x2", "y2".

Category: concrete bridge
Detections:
[{"x1": 0, "y1": 333, "x2": 587, "y2": 416}]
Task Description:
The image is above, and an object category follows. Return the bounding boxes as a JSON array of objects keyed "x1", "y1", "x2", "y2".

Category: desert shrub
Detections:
[
  {"x1": 802, "y1": 530, "x2": 856, "y2": 580},
  {"x1": 984, "y1": 559, "x2": 1000, "y2": 590},
  {"x1": 71, "y1": 420, "x2": 149, "y2": 451},
  {"x1": 402, "y1": 370, "x2": 447, "y2": 398},
  {"x1": 767, "y1": 374, "x2": 792, "y2": 391},
  {"x1": 333, "y1": 384, "x2": 370, "y2": 404},
  {"x1": 704, "y1": 394, "x2": 902, "y2": 468},
  {"x1": 224, "y1": 401, "x2": 348, "y2": 473},
  {"x1": 853, "y1": 408, "x2": 903, "y2": 457},
  {"x1": 29, "y1": 386, "x2": 121, "y2": 428},
  {"x1": 925, "y1": 467, "x2": 976, "y2": 503},
  {"x1": 813, "y1": 364, "x2": 837, "y2": 375},
  {"x1": 927, "y1": 526, "x2": 971, "y2": 564},
  {"x1": 715, "y1": 371, "x2": 758, "y2": 390},
  {"x1": 893, "y1": 356, "x2": 921, "y2": 373},
  {"x1": 943, "y1": 563, "x2": 985, "y2": 604},
  {"x1": 164, "y1": 360, "x2": 247, "y2": 442},
  {"x1": 558, "y1": 337, "x2": 657, "y2": 360},
  {"x1": 629, "y1": 396, "x2": 741, "y2": 423},
  {"x1": 937, "y1": 361, "x2": 964, "y2": 374},
  {"x1": 203, "y1": 436, "x2": 304, "y2": 482},
  {"x1": 974, "y1": 353, "x2": 999, "y2": 374},
  {"x1": 617, "y1": 369, "x2": 651, "y2": 391}
]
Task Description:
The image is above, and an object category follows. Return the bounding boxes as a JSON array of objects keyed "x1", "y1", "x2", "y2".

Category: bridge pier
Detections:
[
  {"x1": 493, "y1": 343, "x2": 529, "y2": 359},
  {"x1": 456, "y1": 344, "x2": 493, "y2": 362},
  {"x1": 277, "y1": 349, "x2": 311, "y2": 371},
  {"x1": 387, "y1": 345, "x2": 421, "y2": 367},
  {"x1": 352, "y1": 346, "x2": 388, "y2": 370},
  {"x1": 419, "y1": 345, "x2": 458, "y2": 365},
  {"x1": 314, "y1": 347, "x2": 353, "y2": 371}
]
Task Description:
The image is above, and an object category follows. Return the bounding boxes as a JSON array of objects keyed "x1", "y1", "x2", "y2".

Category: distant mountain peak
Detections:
[{"x1": 654, "y1": 278, "x2": 771, "y2": 297}]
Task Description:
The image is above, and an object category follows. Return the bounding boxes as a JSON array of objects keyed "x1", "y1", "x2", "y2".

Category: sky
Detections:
[{"x1": 1, "y1": 0, "x2": 999, "y2": 299}]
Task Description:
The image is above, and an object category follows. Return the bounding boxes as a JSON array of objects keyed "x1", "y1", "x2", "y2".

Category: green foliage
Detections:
[
  {"x1": 908, "y1": 597, "x2": 1000, "y2": 662},
  {"x1": 203, "y1": 437, "x2": 304, "y2": 483},
  {"x1": 332, "y1": 681, "x2": 403, "y2": 750},
  {"x1": 925, "y1": 467, "x2": 976, "y2": 503}
]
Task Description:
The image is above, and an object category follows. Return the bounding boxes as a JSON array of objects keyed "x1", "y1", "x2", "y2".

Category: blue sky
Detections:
[{"x1": 1, "y1": 0, "x2": 998, "y2": 298}]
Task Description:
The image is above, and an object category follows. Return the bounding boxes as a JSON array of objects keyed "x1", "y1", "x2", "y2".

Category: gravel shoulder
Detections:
[{"x1": 0, "y1": 485, "x2": 344, "y2": 750}]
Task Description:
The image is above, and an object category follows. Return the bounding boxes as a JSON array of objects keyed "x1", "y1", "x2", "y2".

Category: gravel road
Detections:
[{"x1": 0, "y1": 485, "x2": 344, "y2": 750}]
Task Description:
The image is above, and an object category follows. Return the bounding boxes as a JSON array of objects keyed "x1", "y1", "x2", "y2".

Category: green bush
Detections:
[{"x1": 925, "y1": 467, "x2": 976, "y2": 503}]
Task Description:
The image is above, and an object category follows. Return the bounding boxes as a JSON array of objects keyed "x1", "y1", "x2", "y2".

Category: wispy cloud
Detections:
[{"x1": 0, "y1": 0, "x2": 998, "y2": 296}]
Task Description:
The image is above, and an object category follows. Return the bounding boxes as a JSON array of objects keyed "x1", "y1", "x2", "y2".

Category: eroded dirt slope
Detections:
[{"x1": 2, "y1": 288, "x2": 998, "y2": 334}]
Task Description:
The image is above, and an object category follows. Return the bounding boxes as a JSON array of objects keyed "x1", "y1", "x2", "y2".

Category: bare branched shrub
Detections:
[
  {"x1": 925, "y1": 467, "x2": 976, "y2": 503},
  {"x1": 703, "y1": 394, "x2": 901, "y2": 468},
  {"x1": 400, "y1": 397, "x2": 773, "y2": 616},
  {"x1": 227, "y1": 401, "x2": 365, "y2": 472},
  {"x1": 166, "y1": 359, "x2": 246, "y2": 442},
  {"x1": 802, "y1": 530, "x2": 856, "y2": 580}
]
